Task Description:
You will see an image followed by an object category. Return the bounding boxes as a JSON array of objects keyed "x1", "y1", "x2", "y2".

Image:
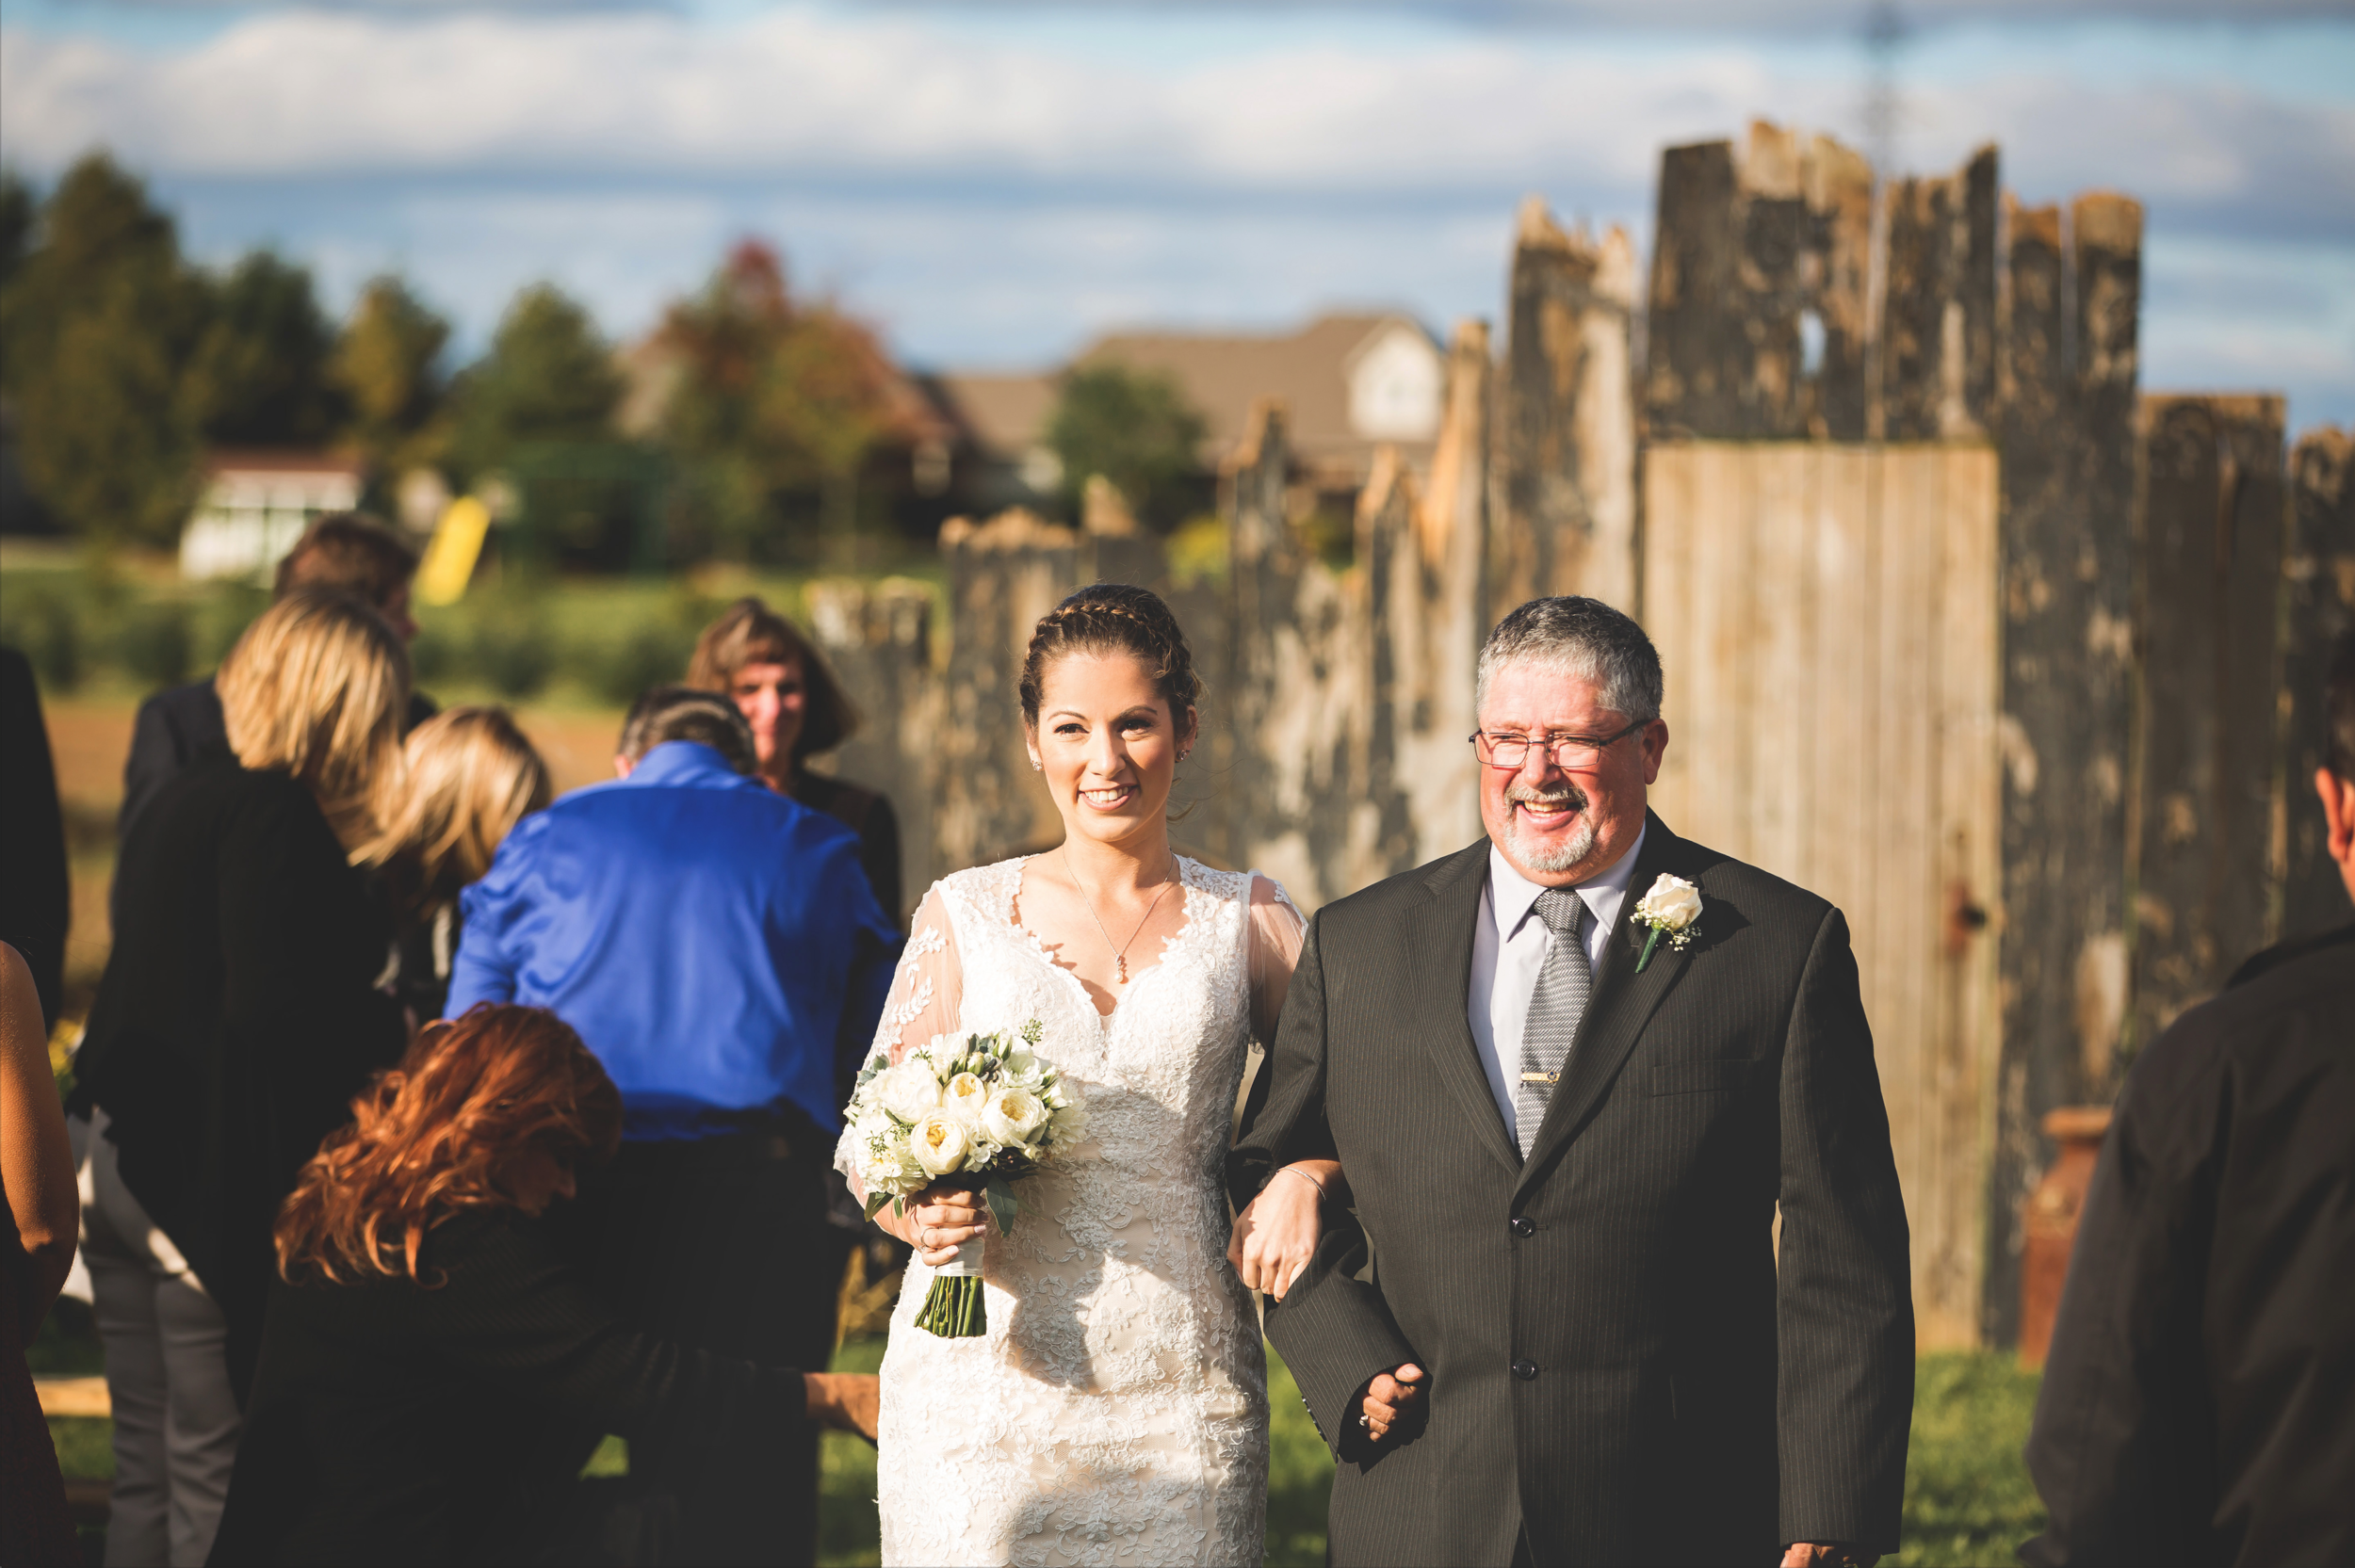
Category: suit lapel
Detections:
[
  {"x1": 1411, "y1": 840, "x2": 1522, "y2": 1179},
  {"x1": 1514, "y1": 813, "x2": 1694, "y2": 1196}
]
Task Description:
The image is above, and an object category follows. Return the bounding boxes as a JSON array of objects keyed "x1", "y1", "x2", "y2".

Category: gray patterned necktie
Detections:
[{"x1": 1515, "y1": 889, "x2": 1592, "y2": 1157}]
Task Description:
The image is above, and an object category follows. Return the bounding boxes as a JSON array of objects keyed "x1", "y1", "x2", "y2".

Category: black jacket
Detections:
[
  {"x1": 210, "y1": 1207, "x2": 808, "y2": 1566},
  {"x1": 791, "y1": 771, "x2": 903, "y2": 925},
  {"x1": 122, "y1": 675, "x2": 435, "y2": 845},
  {"x1": 75, "y1": 751, "x2": 407, "y2": 1399},
  {"x1": 0, "y1": 647, "x2": 70, "y2": 1027},
  {"x1": 1230, "y1": 817, "x2": 1914, "y2": 1566},
  {"x1": 2022, "y1": 922, "x2": 2355, "y2": 1568}
]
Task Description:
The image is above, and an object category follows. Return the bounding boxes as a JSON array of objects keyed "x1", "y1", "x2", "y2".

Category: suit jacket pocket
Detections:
[{"x1": 1646, "y1": 1059, "x2": 1762, "y2": 1096}]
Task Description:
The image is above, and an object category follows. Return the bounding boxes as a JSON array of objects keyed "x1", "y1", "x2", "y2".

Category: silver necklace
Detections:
[{"x1": 1063, "y1": 847, "x2": 1180, "y2": 985}]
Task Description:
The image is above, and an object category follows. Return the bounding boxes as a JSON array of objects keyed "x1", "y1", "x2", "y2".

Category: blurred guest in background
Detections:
[
  {"x1": 688, "y1": 596, "x2": 901, "y2": 920},
  {"x1": 2, "y1": 942, "x2": 79, "y2": 1567},
  {"x1": 211, "y1": 1004, "x2": 877, "y2": 1567},
  {"x1": 72, "y1": 590, "x2": 412, "y2": 1565},
  {"x1": 0, "y1": 647, "x2": 71, "y2": 1032},
  {"x1": 120, "y1": 512, "x2": 434, "y2": 843},
  {"x1": 2024, "y1": 629, "x2": 2355, "y2": 1568},
  {"x1": 447, "y1": 687, "x2": 898, "y2": 1566},
  {"x1": 365, "y1": 707, "x2": 553, "y2": 1024}
]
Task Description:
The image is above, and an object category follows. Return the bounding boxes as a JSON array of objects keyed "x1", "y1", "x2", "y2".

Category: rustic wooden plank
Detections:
[
  {"x1": 2280, "y1": 427, "x2": 2355, "y2": 936},
  {"x1": 1497, "y1": 199, "x2": 1598, "y2": 612},
  {"x1": 1748, "y1": 444, "x2": 1815, "y2": 879},
  {"x1": 1646, "y1": 138, "x2": 1743, "y2": 440},
  {"x1": 2132, "y1": 395, "x2": 2289, "y2": 1044},
  {"x1": 1811, "y1": 445, "x2": 1879, "y2": 934},
  {"x1": 1400, "y1": 320, "x2": 1491, "y2": 860},
  {"x1": 1880, "y1": 147, "x2": 2000, "y2": 443},
  {"x1": 806, "y1": 578, "x2": 940, "y2": 922},
  {"x1": 1929, "y1": 443, "x2": 2003, "y2": 1347},
  {"x1": 1640, "y1": 444, "x2": 1700, "y2": 832},
  {"x1": 1806, "y1": 135, "x2": 1877, "y2": 442}
]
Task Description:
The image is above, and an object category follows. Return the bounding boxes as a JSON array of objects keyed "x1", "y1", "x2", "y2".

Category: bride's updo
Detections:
[{"x1": 1017, "y1": 583, "x2": 1202, "y2": 727}]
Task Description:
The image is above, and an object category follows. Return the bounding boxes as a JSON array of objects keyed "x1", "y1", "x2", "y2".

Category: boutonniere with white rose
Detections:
[{"x1": 1631, "y1": 874, "x2": 1704, "y2": 972}]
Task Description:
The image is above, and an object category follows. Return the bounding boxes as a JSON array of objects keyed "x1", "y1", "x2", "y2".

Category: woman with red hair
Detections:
[{"x1": 210, "y1": 1004, "x2": 875, "y2": 1565}]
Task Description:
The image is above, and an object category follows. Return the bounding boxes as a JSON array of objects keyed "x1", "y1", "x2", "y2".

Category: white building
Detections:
[{"x1": 178, "y1": 452, "x2": 366, "y2": 581}]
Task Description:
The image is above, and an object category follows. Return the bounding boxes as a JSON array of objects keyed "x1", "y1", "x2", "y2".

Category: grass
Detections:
[{"x1": 40, "y1": 1306, "x2": 2042, "y2": 1567}]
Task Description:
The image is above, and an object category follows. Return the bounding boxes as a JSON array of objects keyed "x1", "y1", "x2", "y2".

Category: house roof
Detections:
[
  {"x1": 203, "y1": 449, "x2": 367, "y2": 478},
  {"x1": 930, "y1": 312, "x2": 1438, "y2": 483}
]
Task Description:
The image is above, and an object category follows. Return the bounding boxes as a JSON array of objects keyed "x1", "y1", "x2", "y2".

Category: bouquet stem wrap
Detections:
[{"x1": 914, "y1": 1237, "x2": 987, "y2": 1337}]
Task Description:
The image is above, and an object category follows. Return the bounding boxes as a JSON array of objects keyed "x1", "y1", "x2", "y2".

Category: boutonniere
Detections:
[{"x1": 1631, "y1": 874, "x2": 1703, "y2": 972}]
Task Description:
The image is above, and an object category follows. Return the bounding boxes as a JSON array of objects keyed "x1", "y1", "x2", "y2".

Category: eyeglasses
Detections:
[{"x1": 1468, "y1": 719, "x2": 1647, "y2": 770}]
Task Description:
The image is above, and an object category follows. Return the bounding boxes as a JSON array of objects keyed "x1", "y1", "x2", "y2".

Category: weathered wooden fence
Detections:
[{"x1": 807, "y1": 119, "x2": 2355, "y2": 1350}]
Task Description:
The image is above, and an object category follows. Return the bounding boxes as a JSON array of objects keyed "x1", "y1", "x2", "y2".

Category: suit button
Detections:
[
  {"x1": 1509, "y1": 1217, "x2": 1535, "y2": 1237},
  {"x1": 1512, "y1": 1358, "x2": 1539, "y2": 1382}
]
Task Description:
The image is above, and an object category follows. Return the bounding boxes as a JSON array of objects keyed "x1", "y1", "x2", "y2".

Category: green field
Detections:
[{"x1": 44, "y1": 1297, "x2": 2042, "y2": 1568}]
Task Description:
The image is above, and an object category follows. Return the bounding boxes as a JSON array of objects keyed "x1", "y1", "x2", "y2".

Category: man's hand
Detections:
[
  {"x1": 1356, "y1": 1363, "x2": 1425, "y2": 1446},
  {"x1": 1780, "y1": 1544, "x2": 1875, "y2": 1568},
  {"x1": 804, "y1": 1372, "x2": 880, "y2": 1440}
]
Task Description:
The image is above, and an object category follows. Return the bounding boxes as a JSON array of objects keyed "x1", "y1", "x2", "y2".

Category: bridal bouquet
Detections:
[{"x1": 839, "y1": 1021, "x2": 1085, "y2": 1336}]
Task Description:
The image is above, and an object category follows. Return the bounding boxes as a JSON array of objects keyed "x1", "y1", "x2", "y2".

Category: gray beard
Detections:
[{"x1": 1502, "y1": 785, "x2": 1598, "y2": 875}]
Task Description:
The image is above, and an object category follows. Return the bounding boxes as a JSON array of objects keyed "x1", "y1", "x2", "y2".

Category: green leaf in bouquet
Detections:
[
  {"x1": 984, "y1": 1176, "x2": 1020, "y2": 1238},
  {"x1": 863, "y1": 1190, "x2": 894, "y2": 1221}
]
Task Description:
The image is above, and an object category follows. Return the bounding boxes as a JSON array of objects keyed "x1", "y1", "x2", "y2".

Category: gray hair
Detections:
[
  {"x1": 617, "y1": 686, "x2": 758, "y2": 774},
  {"x1": 1475, "y1": 597, "x2": 1663, "y2": 723}
]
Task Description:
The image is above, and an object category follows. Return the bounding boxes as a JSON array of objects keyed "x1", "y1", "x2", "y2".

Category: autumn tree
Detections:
[
  {"x1": 1045, "y1": 363, "x2": 1206, "y2": 531},
  {"x1": 654, "y1": 241, "x2": 906, "y2": 558}
]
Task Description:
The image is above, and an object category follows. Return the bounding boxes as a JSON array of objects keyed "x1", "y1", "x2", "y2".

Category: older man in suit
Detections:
[{"x1": 1233, "y1": 595, "x2": 1913, "y2": 1567}]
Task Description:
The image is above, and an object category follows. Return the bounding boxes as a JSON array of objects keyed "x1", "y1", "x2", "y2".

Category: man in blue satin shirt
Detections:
[{"x1": 447, "y1": 687, "x2": 898, "y2": 1566}]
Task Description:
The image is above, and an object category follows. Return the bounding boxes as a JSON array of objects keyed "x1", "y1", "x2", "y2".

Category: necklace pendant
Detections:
[{"x1": 1116, "y1": 957, "x2": 1129, "y2": 984}]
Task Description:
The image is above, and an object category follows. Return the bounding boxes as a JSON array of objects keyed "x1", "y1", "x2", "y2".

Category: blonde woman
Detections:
[
  {"x1": 366, "y1": 708, "x2": 552, "y2": 1023},
  {"x1": 73, "y1": 590, "x2": 412, "y2": 1566}
]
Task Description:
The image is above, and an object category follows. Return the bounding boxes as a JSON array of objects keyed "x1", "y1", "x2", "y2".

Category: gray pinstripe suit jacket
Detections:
[{"x1": 1229, "y1": 815, "x2": 1913, "y2": 1566}]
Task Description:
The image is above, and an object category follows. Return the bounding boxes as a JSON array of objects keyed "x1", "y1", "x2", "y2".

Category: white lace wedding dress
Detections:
[{"x1": 851, "y1": 854, "x2": 1305, "y2": 1568}]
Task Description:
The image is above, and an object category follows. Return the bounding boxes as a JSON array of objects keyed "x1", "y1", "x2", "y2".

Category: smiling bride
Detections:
[{"x1": 842, "y1": 583, "x2": 1333, "y2": 1567}]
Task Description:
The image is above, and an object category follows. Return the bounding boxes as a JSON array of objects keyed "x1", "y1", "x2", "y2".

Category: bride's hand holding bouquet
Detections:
[{"x1": 838, "y1": 1021, "x2": 1085, "y2": 1336}]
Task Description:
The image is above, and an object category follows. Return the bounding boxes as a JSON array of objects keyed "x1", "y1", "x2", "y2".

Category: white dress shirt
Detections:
[{"x1": 1466, "y1": 824, "x2": 1648, "y2": 1144}]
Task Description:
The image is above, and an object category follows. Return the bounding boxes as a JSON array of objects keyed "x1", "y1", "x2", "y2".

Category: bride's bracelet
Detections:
[{"x1": 1275, "y1": 1165, "x2": 1331, "y2": 1205}]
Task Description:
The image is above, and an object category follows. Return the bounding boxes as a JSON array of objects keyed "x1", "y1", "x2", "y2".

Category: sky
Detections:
[{"x1": 3, "y1": 0, "x2": 2351, "y2": 428}]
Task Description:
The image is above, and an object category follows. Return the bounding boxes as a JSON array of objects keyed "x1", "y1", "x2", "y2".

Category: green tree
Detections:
[
  {"x1": 450, "y1": 282, "x2": 622, "y2": 479},
  {"x1": 0, "y1": 154, "x2": 208, "y2": 546},
  {"x1": 332, "y1": 275, "x2": 450, "y2": 475},
  {"x1": 0, "y1": 170, "x2": 32, "y2": 290},
  {"x1": 182, "y1": 251, "x2": 339, "y2": 447},
  {"x1": 1045, "y1": 362, "x2": 1206, "y2": 532},
  {"x1": 654, "y1": 241, "x2": 904, "y2": 558}
]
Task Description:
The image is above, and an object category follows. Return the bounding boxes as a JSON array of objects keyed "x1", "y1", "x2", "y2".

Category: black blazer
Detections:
[
  {"x1": 122, "y1": 676, "x2": 436, "y2": 845},
  {"x1": 75, "y1": 751, "x2": 407, "y2": 1399},
  {"x1": 210, "y1": 1207, "x2": 809, "y2": 1566},
  {"x1": 0, "y1": 647, "x2": 70, "y2": 1028},
  {"x1": 1230, "y1": 816, "x2": 1914, "y2": 1566},
  {"x1": 791, "y1": 771, "x2": 903, "y2": 924},
  {"x1": 2022, "y1": 922, "x2": 2355, "y2": 1568}
]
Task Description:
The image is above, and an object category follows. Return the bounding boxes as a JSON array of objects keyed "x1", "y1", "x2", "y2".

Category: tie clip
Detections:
[{"x1": 1519, "y1": 1071, "x2": 1560, "y2": 1085}]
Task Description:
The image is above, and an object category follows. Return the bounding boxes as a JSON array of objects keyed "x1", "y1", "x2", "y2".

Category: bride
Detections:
[{"x1": 846, "y1": 583, "x2": 1340, "y2": 1566}]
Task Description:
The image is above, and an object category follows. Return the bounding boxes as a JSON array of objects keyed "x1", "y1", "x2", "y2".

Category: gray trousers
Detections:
[{"x1": 78, "y1": 1114, "x2": 242, "y2": 1568}]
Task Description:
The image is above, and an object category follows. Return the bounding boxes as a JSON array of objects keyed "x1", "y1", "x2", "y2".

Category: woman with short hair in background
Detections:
[
  {"x1": 72, "y1": 589, "x2": 413, "y2": 1566},
  {"x1": 367, "y1": 707, "x2": 553, "y2": 1024},
  {"x1": 688, "y1": 597, "x2": 902, "y2": 921},
  {"x1": 212, "y1": 1004, "x2": 876, "y2": 1566}
]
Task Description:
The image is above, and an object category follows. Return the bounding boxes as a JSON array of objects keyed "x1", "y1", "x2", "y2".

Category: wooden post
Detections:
[
  {"x1": 1493, "y1": 202, "x2": 1637, "y2": 614},
  {"x1": 2131, "y1": 395, "x2": 2289, "y2": 1044},
  {"x1": 1879, "y1": 146, "x2": 2000, "y2": 442},
  {"x1": 805, "y1": 578, "x2": 940, "y2": 924},
  {"x1": 1981, "y1": 193, "x2": 2141, "y2": 1345},
  {"x1": 2280, "y1": 427, "x2": 2355, "y2": 937}
]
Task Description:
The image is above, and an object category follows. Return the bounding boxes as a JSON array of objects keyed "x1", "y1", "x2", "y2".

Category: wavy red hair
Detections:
[{"x1": 275, "y1": 1004, "x2": 623, "y2": 1284}]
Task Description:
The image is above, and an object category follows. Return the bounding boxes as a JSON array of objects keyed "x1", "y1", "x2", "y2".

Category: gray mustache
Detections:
[{"x1": 1506, "y1": 783, "x2": 1587, "y2": 812}]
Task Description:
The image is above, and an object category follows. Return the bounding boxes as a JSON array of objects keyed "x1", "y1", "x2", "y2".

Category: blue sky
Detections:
[{"x1": 3, "y1": 1, "x2": 2351, "y2": 428}]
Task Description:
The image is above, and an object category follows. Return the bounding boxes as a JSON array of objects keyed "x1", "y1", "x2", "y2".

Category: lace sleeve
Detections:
[
  {"x1": 1245, "y1": 873, "x2": 1307, "y2": 1045},
  {"x1": 872, "y1": 886, "x2": 964, "y2": 1067}
]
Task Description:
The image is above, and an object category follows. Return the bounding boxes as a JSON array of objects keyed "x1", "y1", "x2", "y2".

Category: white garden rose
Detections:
[
  {"x1": 912, "y1": 1111, "x2": 973, "y2": 1176},
  {"x1": 944, "y1": 1072, "x2": 991, "y2": 1124},
  {"x1": 982, "y1": 1087, "x2": 1049, "y2": 1149},
  {"x1": 1635, "y1": 874, "x2": 1704, "y2": 930},
  {"x1": 878, "y1": 1062, "x2": 945, "y2": 1123}
]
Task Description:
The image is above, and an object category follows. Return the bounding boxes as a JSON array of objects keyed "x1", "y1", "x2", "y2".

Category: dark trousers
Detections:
[{"x1": 573, "y1": 1118, "x2": 845, "y2": 1567}]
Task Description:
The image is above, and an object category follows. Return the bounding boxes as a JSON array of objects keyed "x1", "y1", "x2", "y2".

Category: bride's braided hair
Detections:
[{"x1": 1018, "y1": 583, "x2": 1202, "y2": 727}]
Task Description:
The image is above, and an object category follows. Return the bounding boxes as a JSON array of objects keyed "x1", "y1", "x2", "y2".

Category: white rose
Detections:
[
  {"x1": 911, "y1": 1111, "x2": 972, "y2": 1177},
  {"x1": 943, "y1": 1072, "x2": 991, "y2": 1125},
  {"x1": 982, "y1": 1087, "x2": 1050, "y2": 1149},
  {"x1": 1636, "y1": 874, "x2": 1704, "y2": 930},
  {"x1": 1048, "y1": 1097, "x2": 1089, "y2": 1144},
  {"x1": 878, "y1": 1063, "x2": 944, "y2": 1123}
]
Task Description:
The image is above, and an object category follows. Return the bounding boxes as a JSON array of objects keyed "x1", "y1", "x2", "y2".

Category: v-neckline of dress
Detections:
[{"x1": 1006, "y1": 855, "x2": 1199, "y2": 1026}]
